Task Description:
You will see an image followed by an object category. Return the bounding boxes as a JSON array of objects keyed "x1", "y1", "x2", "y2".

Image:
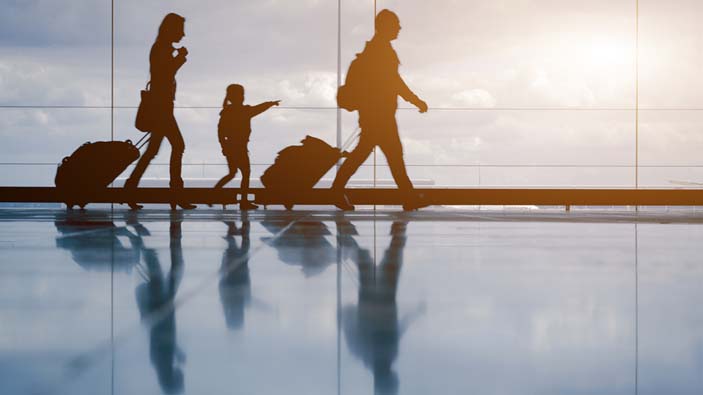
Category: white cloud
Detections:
[{"x1": 451, "y1": 89, "x2": 496, "y2": 108}]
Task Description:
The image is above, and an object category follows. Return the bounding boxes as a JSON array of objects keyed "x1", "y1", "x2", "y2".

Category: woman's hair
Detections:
[
  {"x1": 222, "y1": 84, "x2": 244, "y2": 108},
  {"x1": 157, "y1": 13, "x2": 185, "y2": 42}
]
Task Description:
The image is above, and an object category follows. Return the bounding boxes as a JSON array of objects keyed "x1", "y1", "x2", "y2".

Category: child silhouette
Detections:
[{"x1": 213, "y1": 84, "x2": 280, "y2": 210}]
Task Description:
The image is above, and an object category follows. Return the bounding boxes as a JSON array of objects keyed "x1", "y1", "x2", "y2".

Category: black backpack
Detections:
[{"x1": 337, "y1": 52, "x2": 367, "y2": 112}]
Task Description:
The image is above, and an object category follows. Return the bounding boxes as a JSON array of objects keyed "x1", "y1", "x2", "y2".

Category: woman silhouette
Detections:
[{"x1": 125, "y1": 13, "x2": 195, "y2": 210}]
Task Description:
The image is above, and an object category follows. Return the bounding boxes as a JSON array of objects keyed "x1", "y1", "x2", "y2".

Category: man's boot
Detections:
[
  {"x1": 332, "y1": 189, "x2": 355, "y2": 211},
  {"x1": 402, "y1": 191, "x2": 429, "y2": 211}
]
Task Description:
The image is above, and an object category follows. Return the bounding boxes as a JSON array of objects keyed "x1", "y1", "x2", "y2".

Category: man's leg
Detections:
[
  {"x1": 331, "y1": 135, "x2": 375, "y2": 210},
  {"x1": 332, "y1": 135, "x2": 375, "y2": 190},
  {"x1": 378, "y1": 130, "x2": 428, "y2": 211},
  {"x1": 378, "y1": 132, "x2": 413, "y2": 192}
]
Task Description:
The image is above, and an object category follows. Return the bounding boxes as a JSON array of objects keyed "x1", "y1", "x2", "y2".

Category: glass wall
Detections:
[
  {"x1": 1, "y1": 0, "x2": 701, "y2": 188},
  {"x1": 0, "y1": 2, "x2": 111, "y2": 185}
]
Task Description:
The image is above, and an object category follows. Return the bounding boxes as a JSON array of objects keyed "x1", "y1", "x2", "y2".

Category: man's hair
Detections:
[{"x1": 375, "y1": 9, "x2": 399, "y2": 30}]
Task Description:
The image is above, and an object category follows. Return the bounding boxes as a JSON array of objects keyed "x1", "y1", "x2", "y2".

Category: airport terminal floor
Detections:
[{"x1": 0, "y1": 207, "x2": 702, "y2": 395}]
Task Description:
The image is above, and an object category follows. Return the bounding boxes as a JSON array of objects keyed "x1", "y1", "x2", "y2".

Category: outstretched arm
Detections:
[
  {"x1": 398, "y1": 75, "x2": 428, "y2": 113},
  {"x1": 249, "y1": 100, "x2": 281, "y2": 117}
]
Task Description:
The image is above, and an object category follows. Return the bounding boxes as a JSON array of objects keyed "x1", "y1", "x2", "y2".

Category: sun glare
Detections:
[{"x1": 586, "y1": 38, "x2": 635, "y2": 68}]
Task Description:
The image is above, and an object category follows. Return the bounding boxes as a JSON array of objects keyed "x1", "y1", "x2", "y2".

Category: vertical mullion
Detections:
[
  {"x1": 111, "y1": 0, "x2": 114, "y2": 144},
  {"x1": 336, "y1": 3, "x2": 342, "y2": 395},
  {"x1": 110, "y1": 1, "x2": 116, "y2": 394},
  {"x1": 635, "y1": 0, "x2": 639, "y2": 190},
  {"x1": 336, "y1": 0, "x2": 342, "y2": 166},
  {"x1": 373, "y1": 0, "x2": 377, "y2": 191}
]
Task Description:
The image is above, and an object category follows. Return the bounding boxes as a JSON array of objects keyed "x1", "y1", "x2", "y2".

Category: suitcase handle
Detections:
[
  {"x1": 341, "y1": 127, "x2": 360, "y2": 151},
  {"x1": 134, "y1": 133, "x2": 151, "y2": 150}
]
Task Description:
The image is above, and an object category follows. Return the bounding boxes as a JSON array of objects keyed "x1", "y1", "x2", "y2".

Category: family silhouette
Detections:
[{"x1": 114, "y1": 9, "x2": 426, "y2": 212}]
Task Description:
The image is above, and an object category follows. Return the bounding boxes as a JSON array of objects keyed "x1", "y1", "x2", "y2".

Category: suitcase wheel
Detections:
[
  {"x1": 61, "y1": 157, "x2": 70, "y2": 164},
  {"x1": 284, "y1": 203, "x2": 294, "y2": 211},
  {"x1": 126, "y1": 139, "x2": 133, "y2": 145}
]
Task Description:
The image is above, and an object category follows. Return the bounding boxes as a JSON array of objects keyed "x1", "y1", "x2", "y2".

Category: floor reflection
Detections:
[
  {"x1": 54, "y1": 210, "x2": 187, "y2": 393},
  {"x1": 261, "y1": 217, "x2": 337, "y2": 278},
  {"x1": 339, "y1": 219, "x2": 424, "y2": 395},
  {"x1": 10, "y1": 210, "x2": 699, "y2": 394},
  {"x1": 135, "y1": 213, "x2": 185, "y2": 394},
  {"x1": 54, "y1": 212, "x2": 142, "y2": 273},
  {"x1": 219, "y1": 214, "x2": 252, "y2": 331}
]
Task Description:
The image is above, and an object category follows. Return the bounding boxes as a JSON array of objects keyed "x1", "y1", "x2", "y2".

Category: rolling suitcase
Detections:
[
  {"x1": 55, "y1": 134, "x2": 150, "y2": 209},
  {"x1": 260, "y1": 132, "x2": 358, "y2": 209}
]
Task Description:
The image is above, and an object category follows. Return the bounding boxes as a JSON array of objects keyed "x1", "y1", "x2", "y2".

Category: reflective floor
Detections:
[{"x1": 0, "y1": 208, "x2": 702, "y2": 395}]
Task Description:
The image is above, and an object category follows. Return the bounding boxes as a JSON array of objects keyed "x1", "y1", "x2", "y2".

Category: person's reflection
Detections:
[
  {"x1": 339, "y1": 219, "x2": 422, "y2": 395},
  {"x1": 218, "y1": 214, "x2": 252, "y2": 330},
  {"x1": 135, "y1": 212, "x2": 185, "y2": 394}
]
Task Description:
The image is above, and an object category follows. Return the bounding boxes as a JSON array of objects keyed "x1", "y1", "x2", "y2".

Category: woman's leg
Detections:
[
  {"x1": 124, "y1": 134, "x2": 164, "y2": 209},
  {"x1": 126, "y1": 133, "x2": 164, "y2": 188},
  {"x1": 162, "y1": 116, "x2": 194, "y2": 209},
  {"x1": 162, "y1": 117, "x2": 185, "y2": 190}
]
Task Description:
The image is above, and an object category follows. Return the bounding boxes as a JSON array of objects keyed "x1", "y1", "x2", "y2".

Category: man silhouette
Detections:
[{"x1": 333, "y1": 9, "x2": 428, "y2": 211}]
